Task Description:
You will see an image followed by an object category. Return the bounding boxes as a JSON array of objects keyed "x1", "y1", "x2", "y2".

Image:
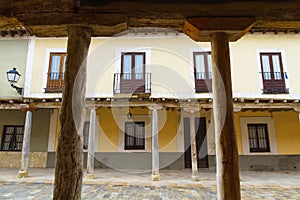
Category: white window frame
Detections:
[{"x1": 240, "y1": 117, "x2": 277, "y2": 155}]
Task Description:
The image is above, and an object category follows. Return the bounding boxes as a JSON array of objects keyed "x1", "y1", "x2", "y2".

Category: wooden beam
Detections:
[{"x1": 184, "y1": 17, "x2": 255, "y2": 41}]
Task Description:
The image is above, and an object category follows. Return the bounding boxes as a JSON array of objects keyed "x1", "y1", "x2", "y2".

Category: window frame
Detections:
[
  {"x1": 124, "y1": 121, "x2": 145, "y2": 150},
  {"x1": 1, "y1": 125, "x2": 24, "y2": 151},
  {"x1": 247, "y1": 123, "x2": 270, "y2": 153}
]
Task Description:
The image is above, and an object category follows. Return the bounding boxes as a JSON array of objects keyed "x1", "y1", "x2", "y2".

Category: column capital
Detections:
[
  {"x1": 20, "y1": 106, "x2": 37, "y2": 112},
  {"x1": 182, "y1": 103, "x2": 201, "y2": 113},
  {"x1": 294, "y1": 107, "x2": 300, "y2": 113},
  {"x1": 148, "y1": 104, "x2": 163, "y2": 111}
]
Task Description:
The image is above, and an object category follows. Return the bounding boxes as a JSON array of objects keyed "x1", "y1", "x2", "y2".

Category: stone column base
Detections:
[
  {"x1": 191, "y1": 174, "x2": 200, "y2": 181},
  {"x1": 85, "y1": 173, "x2": 94, "y2": 179},
  {"x1": 152, "y1": 174, "x2": 160, "y2": 181},
  {"x1": 18, "y1": 170, "x2": 28, "y2": 178}
]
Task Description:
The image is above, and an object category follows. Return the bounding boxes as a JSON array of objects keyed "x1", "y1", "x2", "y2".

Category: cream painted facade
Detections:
[{"x1": 1, "y1": 32, "x2": 300, "y2": 170}]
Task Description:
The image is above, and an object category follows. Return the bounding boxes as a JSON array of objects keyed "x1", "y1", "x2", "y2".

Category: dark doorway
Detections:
[{"x1": 184, "y1": 117, "x2": 208, "y2": 168}]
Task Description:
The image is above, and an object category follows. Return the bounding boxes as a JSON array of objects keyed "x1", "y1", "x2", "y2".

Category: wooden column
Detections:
[
  {"x1": 18, "y1": 110, "x2": 33, "y2": 178},
  {"x1": 53, "y1": 26, "x2": 91, "y2": 200},
  {"x1": 86, "y1": 108, "x2": 96, "y2": 179},
  {"x1": 211, "y1": 32, "x2": 241, "y2": 200},
  {"x1": 149, "y1": 105, "x2": 162, "y2": 181}
]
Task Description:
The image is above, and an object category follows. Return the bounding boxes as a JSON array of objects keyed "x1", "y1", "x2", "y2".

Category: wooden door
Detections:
[
  {"x1": 260, "y1": 53, "x2": 286, "y2": 93},
  {"x1": 120, "y1": 52, "x2": 145, "y2": 94}
]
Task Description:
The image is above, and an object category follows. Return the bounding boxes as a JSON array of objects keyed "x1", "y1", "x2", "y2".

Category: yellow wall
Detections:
[
  {"x1": 31, "y1": 35, "x2": 300, "y2": 97},
  {"x1": 273, "y1": 111, "x2": 300, "y2": 154},
  {"x1": 95, "y1": 107, "x2": 179, "y2": 152},
  {"x1": 98, "y1": 107, "x2": 119, "y2": 152},
  {"x1": 235, "y1": 110, "x2": 300, "y2": 155},
  {"x1": 230, "y1": 34, "x2": 300, "y2": 94},
  {"x1": 31, "y1": 39, "x2": 67, "y2": 93}
]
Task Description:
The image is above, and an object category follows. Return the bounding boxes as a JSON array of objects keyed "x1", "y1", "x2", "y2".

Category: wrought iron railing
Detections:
[
  {"x1": 113, "y1": 73, "x2": 151, "y2": 94},
  {"x1": 45, "y1": 72, "x2": 64, "y2": 92},
  {"x1": 261, "y1": 72, "x2": 288, "y2": 80},
  {"x1": 195, "y1": 72, "x2": 212, "y2": 80}
]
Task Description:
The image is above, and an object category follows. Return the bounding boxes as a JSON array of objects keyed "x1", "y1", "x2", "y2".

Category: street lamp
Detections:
[{"x1": 6, "y1": 68, "x2": 23, "y2": 95}]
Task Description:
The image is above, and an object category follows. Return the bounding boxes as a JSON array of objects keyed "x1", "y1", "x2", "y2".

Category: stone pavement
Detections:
[{"x1": 0, "y1": 169, "x2": 299, "y2": 199}]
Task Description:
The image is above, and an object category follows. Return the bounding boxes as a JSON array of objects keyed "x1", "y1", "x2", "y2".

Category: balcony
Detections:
[
  {"x1": 261, "y1": 72, "x2": 289, "y2": 94},
  {"x1": 114, "y1": 73, "x2": 151, "y2": 95},
  {"x1": 45, "y1": 72, "x2": 64, "y2": 93},
  {"x1": 195, "y1": 72, "x2": 212, "y2": 93}
]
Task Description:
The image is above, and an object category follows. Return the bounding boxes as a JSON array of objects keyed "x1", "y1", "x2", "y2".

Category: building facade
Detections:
[{"x1": 1, "y1": 31, "x2": 300, "y2": 174}]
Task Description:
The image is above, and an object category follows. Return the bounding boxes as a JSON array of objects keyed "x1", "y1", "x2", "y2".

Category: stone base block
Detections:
[
  {"x1": 152, "y1": 174, "x2": 160, "y2": 181},
  {"x1": 18, "y1": 170, "x2": 28, "y2": 178},
  {"x1": 191, "y1": 174, "x2": 200, "y2": 181},
  {"x1": 85, "y1": 173, "x2": 94, "y2": 179}
]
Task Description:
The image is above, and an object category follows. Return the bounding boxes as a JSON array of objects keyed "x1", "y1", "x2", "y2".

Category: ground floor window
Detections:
[
  {"x1": 124, "y1": 122, "x2": 145, "y2": 150},
  {"x1": 247, "y1": 124, "x2": 270, "y2": 152},
  {"x1": 1, "y1": 125, "x2": 24, "y2": 151}
]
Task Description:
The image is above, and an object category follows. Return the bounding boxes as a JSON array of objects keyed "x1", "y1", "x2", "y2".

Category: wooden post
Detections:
[
  {"x1": 18, "y1": 110, "x2": 33, "y2": 178},
  {"x1": 148, "y1": 105, "x2": 162, "y2": 181},
  {"x1": 53, "y1": 26, "x2": 91, "y2": 200},
  {"x1": 211, "y1": 32, "x2": 241, "y2": 200},
  {"x1": 86, "y1": 108, "x2": 96, "y2": 179}
]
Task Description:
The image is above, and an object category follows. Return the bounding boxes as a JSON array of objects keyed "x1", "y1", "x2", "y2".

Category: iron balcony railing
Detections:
[
  {"x1": 195, "y1": 72, "x2": 212, "y2": 80},
  {"x1": 195, "y1": 72, "x2": 212, "y2": 93},
  {"x1": 113, "y1": 73, "x2": 151, "y2": 94},
  {"x1": 45, "y1": 72, "x2": 64, "y2": 92},
  {"x1": 261, "y1": 72, "x2": 288, "y2": 80}
]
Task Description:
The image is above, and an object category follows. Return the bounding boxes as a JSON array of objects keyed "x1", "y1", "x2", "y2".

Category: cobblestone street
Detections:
[{"x1": 0, "y1": 169, "x2": 299, "y2": 199}]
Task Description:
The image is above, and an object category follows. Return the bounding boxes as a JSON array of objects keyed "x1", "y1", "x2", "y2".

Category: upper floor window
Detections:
[
  {"x1": 247, "y1": 124, "x2": 270, "y2": 153},
  {"x1": 45, "y1": 52, "x2": 67, "y2": 92},
  {"x1": 193, "y1": 52, "x2": 212, "y2": 93},
  {"x1": 1, "y1": 125, "x2": 24, "y2": 151},
  {"x1": 124, "y1": 121, "x2": 145, "y2": 150},
  {"x1": 114, "y1": 52, "x2": 151, "y2": 94},
  {"x1": 260, "y1": 53, "x2": 288, "y2": 94}
]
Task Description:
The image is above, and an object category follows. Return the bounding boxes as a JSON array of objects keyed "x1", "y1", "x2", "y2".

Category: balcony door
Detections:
[
  {"x1": 260, "y1": 53, "x2": 287, "y2": 94},
  {"x1": 46, "y1": 52, "x2": 66, "y2": 92},
  {"x1": 194, "y1": 52, "x2": 212, "y2": 93},
  {"x1": 120, "y1": 52, "x2": 145, "y2": 94}
]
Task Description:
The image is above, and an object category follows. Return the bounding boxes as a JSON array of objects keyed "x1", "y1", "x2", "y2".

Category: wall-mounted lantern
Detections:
[{"x1": 6, "y1": 68, "x2": 23, "y2": 95}]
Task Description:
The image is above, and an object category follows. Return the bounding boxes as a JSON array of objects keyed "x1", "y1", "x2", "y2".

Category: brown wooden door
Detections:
[
  {"x1": 120, "y1": 52, "x2": 145, "y2": 94},
  {"x1": 46, "y1": 53, "x2": 66, "y2": 92},
  {"x1": 184, "y1": 117, "x2": 208, "y2": 168},
  {"x1": 260, "y1": 53, "x2": 286, "y2": 94}
]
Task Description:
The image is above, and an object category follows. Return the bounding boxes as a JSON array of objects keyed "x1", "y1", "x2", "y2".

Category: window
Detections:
[
  {"x1": 247, "y1": 124, "x2": 270, "y2": 152},
  {"x1": 193, "y1": 52, "x2": 212, "y2": 93},
  {"x1": 1, "y1": 125, "x2": 24, "y2": 151},
  {"x1": 83, "y1": 122, "x2": 89, "y2": 150},
  {"x1": 114, "y1": 52, "x2": 151, "y2": 94},
  {"x1": 260, "y1": 53, "x2": 287, "y2": 94},
  {"x1": 124, "y1": 122, "x2": 145, "y2": 150},
  {"x1": 46, "y1": 52, "x2": 67, "y2": 92}
]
